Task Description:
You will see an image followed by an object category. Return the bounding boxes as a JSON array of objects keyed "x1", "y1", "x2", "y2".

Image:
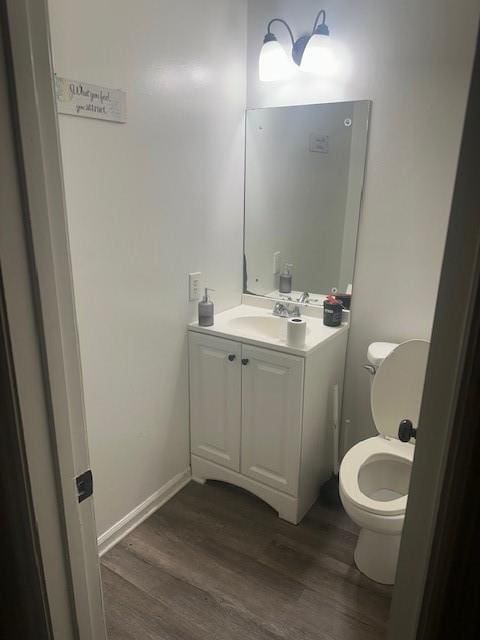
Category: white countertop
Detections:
[{"x1": 189, "y1": 303, "x2": 348, "y2": 357}]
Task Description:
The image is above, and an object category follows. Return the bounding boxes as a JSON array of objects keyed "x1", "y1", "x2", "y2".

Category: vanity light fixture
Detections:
[{"x1": 259, "y1": 9, "x2": 334, "y2": 82}]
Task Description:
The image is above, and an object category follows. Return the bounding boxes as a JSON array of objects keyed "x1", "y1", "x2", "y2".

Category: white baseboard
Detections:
[{"x1": 97, "y1": 468, "x2": 191, "y2": 556}]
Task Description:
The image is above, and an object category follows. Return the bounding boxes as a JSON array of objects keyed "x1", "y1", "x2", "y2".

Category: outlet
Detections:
[{"x1": 189, "y1": 272, "x2": 202, "y2": 301}]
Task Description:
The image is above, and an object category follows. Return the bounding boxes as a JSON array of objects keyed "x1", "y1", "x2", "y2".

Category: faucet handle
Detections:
[{"x1": 273, "y1": 301, "x2": 288, "y2": 317}]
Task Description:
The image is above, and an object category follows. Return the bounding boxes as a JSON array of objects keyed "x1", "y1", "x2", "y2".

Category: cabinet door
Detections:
[
  {"x1": 241, "y1": 345, "x2": 304, "y2": 496},
  {"x1": 189, "y1": 332, "x2": 241, "y2": 471}
]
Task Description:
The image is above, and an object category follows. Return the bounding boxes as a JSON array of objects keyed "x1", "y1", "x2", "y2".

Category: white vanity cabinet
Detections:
[
  {"x1": 189, "y1": 333, "x2": 241, "y2": 471},
  {"x1": 240, "y1": 344, "x2": 303, "y2": 496},
  {"x1": 188, "y1": 320, "x2": 348, "y2": 524}
]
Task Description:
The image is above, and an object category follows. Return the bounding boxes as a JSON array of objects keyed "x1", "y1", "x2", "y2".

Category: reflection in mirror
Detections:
[{"x1": 244, "y1": 101, "x2": 371, "y2": 305}]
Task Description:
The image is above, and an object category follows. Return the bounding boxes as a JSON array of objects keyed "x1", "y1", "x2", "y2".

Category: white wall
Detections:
[
  {"x1": 247, "y1": 0, "x2": 479, "y2": 450},
  {"x1": 48, "y1": 0, "x2": 246, "y2": 537}
]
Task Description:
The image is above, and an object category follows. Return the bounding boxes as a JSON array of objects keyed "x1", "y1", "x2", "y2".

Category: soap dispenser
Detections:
[
  {"x1": 279, "y1": 264, "x2": 293, "y2": 294},
  {"x1": 198, "y1": 288, "x2": 215, "y2": 327}
]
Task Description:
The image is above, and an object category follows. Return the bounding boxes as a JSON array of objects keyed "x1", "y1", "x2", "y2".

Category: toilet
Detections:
[{"x1": 339, "y1": 339, "x2": 430, "y2": 585}]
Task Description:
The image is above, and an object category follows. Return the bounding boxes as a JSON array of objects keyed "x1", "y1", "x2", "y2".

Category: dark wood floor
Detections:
[{"x1": 101, "y1": 481, "x2": 392, "y2": 640}]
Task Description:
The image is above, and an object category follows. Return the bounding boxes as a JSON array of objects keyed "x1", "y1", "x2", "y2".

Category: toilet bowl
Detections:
[{"x1": 339, "y1": 339, "x2": 430, "y2": 585}]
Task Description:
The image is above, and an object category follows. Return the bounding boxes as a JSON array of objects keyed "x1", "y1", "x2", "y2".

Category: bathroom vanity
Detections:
[
  {"x1": 188, "y1": 298, "x2": 348, "y2": 524},
  {"x1": 188, "y1": 99, "x2": 370, "y2": 524}
]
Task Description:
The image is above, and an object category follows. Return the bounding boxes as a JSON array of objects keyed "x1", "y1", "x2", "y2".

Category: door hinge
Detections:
[{"x1": 76, "y1": 469, "x2": 93, "y2": 503}]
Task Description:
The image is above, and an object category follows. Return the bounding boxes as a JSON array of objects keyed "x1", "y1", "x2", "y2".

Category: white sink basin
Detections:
[
  {"x1": 189, "y1": 303, "x2": 348, "y2": 356},
  {"x1": 226, "y1": 315, "x2": 287, "y2": 340}
]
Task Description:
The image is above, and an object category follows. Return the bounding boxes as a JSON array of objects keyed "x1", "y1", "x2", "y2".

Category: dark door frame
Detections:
[
  {"x1": 1, "y1": 0, "x2": 97, "y2": 636},
  {"x1": 416, "y1": 29, "x2": 480, "y2": 638},
  {"x1": 0, "y1": 271, "x2": 52, "y2": 638},
  {"x1": 0, "y1": 1, "x2": 51, "y2": 634},
  {"x1": 389, "y1": 27, "x2": 480, "y2": 640}
]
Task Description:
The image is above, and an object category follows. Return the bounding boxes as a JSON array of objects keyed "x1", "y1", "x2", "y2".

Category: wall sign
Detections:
[
  {"x1": 309, "y1": 133, "x2": 329, "y2": 154},
  {"x1": 55, "y1": 76, "x2": 126, "y2": 123}
]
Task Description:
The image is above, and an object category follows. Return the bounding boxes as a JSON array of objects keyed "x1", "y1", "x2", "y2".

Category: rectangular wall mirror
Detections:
[{"x1": 244, "y1": 100, "x2": 371, "y2": 305}]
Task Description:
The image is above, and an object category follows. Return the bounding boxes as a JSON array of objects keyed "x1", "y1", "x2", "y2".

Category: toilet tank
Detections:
[{"x1": 367, "y1": 342, "x2": 399, "y2": 367}]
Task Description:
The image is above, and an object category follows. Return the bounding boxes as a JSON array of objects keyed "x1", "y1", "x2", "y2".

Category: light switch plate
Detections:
[{"x1": 189, "y1": 272, "x2": 202, "y2": 301}]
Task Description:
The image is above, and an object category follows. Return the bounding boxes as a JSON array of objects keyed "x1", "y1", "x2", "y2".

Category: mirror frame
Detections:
[{"x1": 242, "y1": 100, "x2": 372, "y2": 308}]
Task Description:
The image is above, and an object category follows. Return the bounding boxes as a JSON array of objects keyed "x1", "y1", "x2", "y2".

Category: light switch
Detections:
[{"x1": 189, "y1": 272, "x2": 202, "y2": 301}]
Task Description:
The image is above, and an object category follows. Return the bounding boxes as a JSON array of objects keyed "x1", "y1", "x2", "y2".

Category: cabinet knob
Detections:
[
  {"x1": 242, "y1": 358, "x2": 249, "y2": 366},
  {"x1": 228, "y1": 354, "x2": 236, "y2": 362}
]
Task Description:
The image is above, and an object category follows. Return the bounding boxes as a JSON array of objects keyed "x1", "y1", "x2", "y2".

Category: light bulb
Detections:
[
  {"x1": 259, "y1": 36, "x2": 295, "y2": 82},
  {"x1": 300, "y1": 33, "x2": 336, "y2": 75}
]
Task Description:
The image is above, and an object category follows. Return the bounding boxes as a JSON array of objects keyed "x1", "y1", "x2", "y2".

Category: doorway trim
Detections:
[
  {"x1": 389, "y1": 27, "x2": 480, "y2": 640},
  {"x1": 0, "y1": 0, "x2": 106, "y2": 637}
]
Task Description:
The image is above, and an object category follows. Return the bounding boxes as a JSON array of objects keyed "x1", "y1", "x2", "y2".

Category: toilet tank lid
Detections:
[{"x1": 368, "y1": 342, "x2": 399, "y2": 366}]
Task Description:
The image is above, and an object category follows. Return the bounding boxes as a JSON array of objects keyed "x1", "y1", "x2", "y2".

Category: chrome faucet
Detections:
[
  {"x1": 273, "y1": 301, "x2": 301, "y2": 318},
  {"x1": 298, "y1": 292, "x2": 310, "y2": 304}
]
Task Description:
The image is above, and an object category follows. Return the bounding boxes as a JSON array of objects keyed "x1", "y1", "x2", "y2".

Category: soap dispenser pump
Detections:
[
  {"x1": 279, "y1": 264, "x2": 293, "y2": 294},
  {"x1": 198, "y1": 288, "x2": 215, "y2": 327}
]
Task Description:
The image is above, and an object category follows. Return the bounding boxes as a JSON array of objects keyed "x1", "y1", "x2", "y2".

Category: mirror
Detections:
[{"x1": 244, "y1": 100, "x2": 371, "y2": 305}]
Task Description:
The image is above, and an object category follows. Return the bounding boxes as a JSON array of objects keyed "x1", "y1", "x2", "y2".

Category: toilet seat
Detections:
[{"x1": 340, "y1": 437, "x2": 414, "y2": 516}]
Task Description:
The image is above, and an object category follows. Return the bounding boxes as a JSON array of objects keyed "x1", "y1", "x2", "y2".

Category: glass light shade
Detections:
[
  {"x1": 259, "y1": 39, "x2": 295, "y2": 82},
  {"x1": 300, "y1": 33, "x2": 336, "y2": 75}
]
